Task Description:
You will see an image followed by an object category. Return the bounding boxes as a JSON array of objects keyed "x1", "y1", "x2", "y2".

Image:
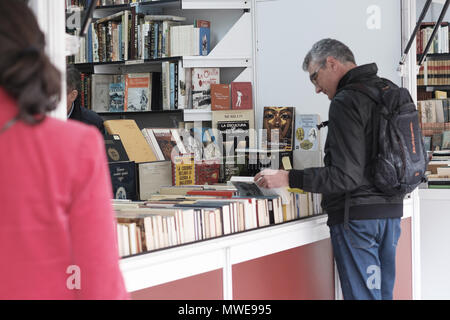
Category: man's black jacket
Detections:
[
  {"x1": 69, "y1": 98, "x2": 105, "y2": 134},
  {"x1": 289, "y1": 63, "x2": 404, "y2": 226}
]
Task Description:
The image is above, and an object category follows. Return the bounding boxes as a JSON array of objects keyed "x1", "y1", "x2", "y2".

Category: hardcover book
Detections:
[
  {"x1": 104, "y1": 133, "x2": 129, "y2": 163},
  {"x1": 195, "y1": 160, "x2": 220, "y2": 185},
  {"x1": 191, "y1": 68, "x2": 220, "y2": 109},
  {"x1": 212, "y1": 109, "x2": 256, "y2": 151},
  {"x1": 262, "y1": 106, "x2": 295, "y2": 151},
  {"x1": 91, "y1": 74, "x2": 115, "y2": 112},
  {"x1": 231, "y1": 82, "x2": 252, "y2": 110},
  {"x1": 211, "y1": 84, "x2": 231, "y2": 110},
  {"x1": 125, "y1": 73, "x2": 152, "y2": 111},
  {"x1": 104, "y1": 119, "x2": 158, "y2": 163},
  {"x1": 138, "y1": 161, "x2": 172, "y2": 200},
  {"x1": 109, "y1": 161, "x2": 137, "y2": 201},
  {"x1": 151, "y1": 128, "x2": 178, "y2": 161}
]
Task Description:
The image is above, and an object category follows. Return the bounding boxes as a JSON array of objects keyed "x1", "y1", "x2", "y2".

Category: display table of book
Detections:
[
  {"x1": 119, "y1": 214, "x2": 335, "y2": 300},
  {"x1": 418, "y1": 188, "x2": 450, "y2": 299},
  {"x1": 119, "y1": 203, "x2": 415, "y2": 300}
]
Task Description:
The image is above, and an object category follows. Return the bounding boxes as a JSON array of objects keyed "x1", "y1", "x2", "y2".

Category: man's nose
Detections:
[{"x1": 315, "y1": 85, "x2": 322, "y2": 94}]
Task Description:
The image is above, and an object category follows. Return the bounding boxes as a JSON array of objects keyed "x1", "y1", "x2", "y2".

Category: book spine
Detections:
[
  {"x1": 174, "y1": 60, "x2": 178, "y2": 110},
  {"x1": 130, "y1": 7, "x2": 136, "y2": 60},
  {"x1": 170, "y1": 62, "x2": 175, "y2": 110}
]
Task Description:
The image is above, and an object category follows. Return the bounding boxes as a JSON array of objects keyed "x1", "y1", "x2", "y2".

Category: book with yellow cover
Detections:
[{"x1": 104, "y1": 119, "x2": 157, "y2": 163}]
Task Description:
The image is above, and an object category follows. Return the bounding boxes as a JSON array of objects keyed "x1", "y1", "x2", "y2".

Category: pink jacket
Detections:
[{"x1": 0, "y1": 88, "x2": 129, "y2": 299}]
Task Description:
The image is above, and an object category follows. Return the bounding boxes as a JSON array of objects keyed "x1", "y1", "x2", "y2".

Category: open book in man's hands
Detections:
[{"x1": 229, "y1": 176, "x2": 291, "y2": 204}]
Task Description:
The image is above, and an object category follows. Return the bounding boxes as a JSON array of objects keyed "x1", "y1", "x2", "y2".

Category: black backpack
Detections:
[{"x1": 340, "y1": 79, "x2": 428, "y2": 196}]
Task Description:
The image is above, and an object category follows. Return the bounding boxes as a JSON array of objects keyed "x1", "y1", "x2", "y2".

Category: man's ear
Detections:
[
  {"x1": 71, "y1": 89, "x2": 79, "y2": 101},
  {"x1": 326, "y1": 56, "x2": 338, "y2": 70}
]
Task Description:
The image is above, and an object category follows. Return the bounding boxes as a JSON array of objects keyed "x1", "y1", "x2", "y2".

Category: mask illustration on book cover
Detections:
[{"x1": 263, "y1": 106, "x2": 294, "y2": 150}]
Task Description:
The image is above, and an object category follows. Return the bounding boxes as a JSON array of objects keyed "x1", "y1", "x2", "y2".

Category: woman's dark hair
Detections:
[{"x1": 0, "y1": 0, "x2": 61, "y2": 124}]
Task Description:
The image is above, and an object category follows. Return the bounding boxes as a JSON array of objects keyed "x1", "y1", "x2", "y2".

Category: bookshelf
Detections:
[{"x1": 67, "y1": 0, "x2": 254, "y2": 124}]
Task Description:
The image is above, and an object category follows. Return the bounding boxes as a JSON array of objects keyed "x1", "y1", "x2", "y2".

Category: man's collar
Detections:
[
  {"x1": 67, "y1": 102, "x2": 74, "y2": 119},
  {"x1": 337, "y1": 63, "x2": 378, "y2": 91}
]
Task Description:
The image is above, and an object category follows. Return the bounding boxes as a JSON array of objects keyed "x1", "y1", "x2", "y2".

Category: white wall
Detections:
[
  {"x1": 416, "y1": 0, "x2": 450, "y2": 22},
  {"x1": 254, "y1": 0, "x2": 402, "y2": 149}
]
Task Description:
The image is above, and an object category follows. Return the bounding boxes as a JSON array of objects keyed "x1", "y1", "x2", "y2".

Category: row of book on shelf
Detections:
[
  {"x1": 416, "y1": 22, "x2": 450, "y2": 55},
  {"x1": 67, "y1": 10, "x2": 211, "y2": 64},
  {"x1": 417, "y1": 59, "x2": 450, "y2": 86},
  {"x1": 66, "y1": 0, "x2": 155, "y2": 8},
  {"x1": 76, "y1": 67, "x2": 251, "y2": 111},
  {"x1": 114, "y1": 181, "x2": 323, "y2": 257},
  {"x1": 417, "y1": 98, "x2": 450, "y2": 123},
  {"x1": 417, "y1": 98, "x2": 450, "y2": 151}
]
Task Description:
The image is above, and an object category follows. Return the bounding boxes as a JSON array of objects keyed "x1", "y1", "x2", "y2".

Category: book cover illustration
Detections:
[
  {"x1": 199, "y1": 27, "x2": 210, "y2": 56},
  {"x1": 91, "y1": 74, "x2": 115, "y2": 112},
  {"x1": 294, "y1": 114, "x2": 320, "y2": 151},
  {"x1": 151, "y1": 128, "x2": 178, "y2": 161},
  {"x1": 108, "y1": 161, "x2": 137, "y2": 200},
  {"x1": 192, "y1": 68, "x2": 220, "y2": 109},
  {"x1": 125, "y1": 73, "x2": 151, "y2": 111},
  {"x1": 109, "y1": 82, "x2": 125, "y2": 112},
  {"x1": 104, "y1": 134, "x2": 129, "y2": 162},
  {"x1": 195, "y1": 160, "x2": 220, "y2": 185},
  {"x1": 231, "y1": 82, "x2": 252, "y2": 110},
  {"x1": 194, "y1": 19, "x2": 210, "y2": 56},
  {"x1": 262, "y1": 106, "x2": 295, "y2": 151},
  {"x1": 179, "y1": 128, "x2": 204, "y2": 162}
]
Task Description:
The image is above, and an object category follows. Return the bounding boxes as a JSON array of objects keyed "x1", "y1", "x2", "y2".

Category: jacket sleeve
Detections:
[
  {"x1": 289, "y1": 95, "x2": 367, "y2": 194},
  {"x1": 68, "y1": 127, "x2": 129, "y2": 300}
]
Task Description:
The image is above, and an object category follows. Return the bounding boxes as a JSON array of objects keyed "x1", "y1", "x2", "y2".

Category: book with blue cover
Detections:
[
  {"x1": 109, "y1": 82, "x2": 125, "y2": 112},
  {"x1": 199, "y1": 27, "x2": 210, "y2": 56}
]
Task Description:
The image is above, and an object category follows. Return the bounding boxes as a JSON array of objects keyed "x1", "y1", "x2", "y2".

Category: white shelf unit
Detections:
[
  {"x1": 119, "y1": 215, "x2": 330, "y2": 297},
  {"x1": 181, "y1": 0, "x2": 251, "y2": 10},
  {"x1": 81, "y1": 0, "x2": 256, "y2": 121}
]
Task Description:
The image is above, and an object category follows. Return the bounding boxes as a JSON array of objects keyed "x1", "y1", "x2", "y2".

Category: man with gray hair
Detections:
[{"x1": 255, "y1": 38, "x2": 403, "y2": 300}]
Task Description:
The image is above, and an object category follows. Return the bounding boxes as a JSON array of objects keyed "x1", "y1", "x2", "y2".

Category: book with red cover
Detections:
[
  {"x1": 195, "y1": 160, "x2": 220, "y2": 185},
  {"x1": 194, "y1": 19, "x2": 211, "y2": 28},
  {"x1": 231, "y1": 82, "x2": 253, "y2": 110},
  {"x1": 211, "y1": 84, "x2": 231, "y2": 110},
  {"x1": 186, "y1": 190, "x2": 235, "y2": 198}
]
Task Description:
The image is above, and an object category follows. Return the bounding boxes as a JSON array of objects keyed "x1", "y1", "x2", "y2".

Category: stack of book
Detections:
[{"x1": 427, "y1": 166, "x2": 450, "y2": 189}]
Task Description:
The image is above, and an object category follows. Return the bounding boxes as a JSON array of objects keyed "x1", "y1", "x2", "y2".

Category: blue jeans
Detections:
[{"x1": 329, "y1": 218, "x2": 402, "y2": 300}]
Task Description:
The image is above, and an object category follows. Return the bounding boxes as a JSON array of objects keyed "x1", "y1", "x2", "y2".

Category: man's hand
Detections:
[{"x1": 254, "y1": 169, "x2": 289, "y2": 189}]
